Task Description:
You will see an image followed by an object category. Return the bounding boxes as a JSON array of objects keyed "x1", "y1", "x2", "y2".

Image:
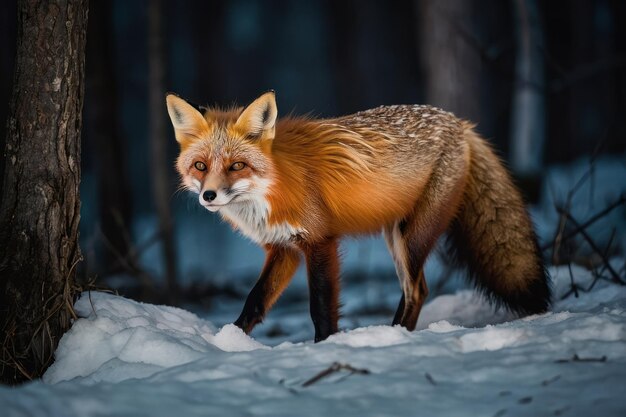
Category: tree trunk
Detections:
[
  {"x1": 0, "y1": 1, "x2": 18, "y2": 200},
  {"x1": 0, "y1": 0, "x2": 88, "y2": 384},
  {"x1": 148, "y1": 0, "x2": 179, "y2": 303},
  {"x1": 509, "y1": 0, "x2": 545, "y2": 177},
  {"x1": 417, "y1": 0, "x2": 481, "y2": 121}
]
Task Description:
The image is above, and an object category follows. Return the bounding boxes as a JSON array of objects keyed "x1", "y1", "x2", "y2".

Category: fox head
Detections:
[{"x1": 166, "y1": 92, "x2": 278, "y2": 212}]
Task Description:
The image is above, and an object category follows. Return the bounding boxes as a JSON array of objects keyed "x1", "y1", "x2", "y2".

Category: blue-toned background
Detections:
[{"x1": 1, "y1": 0, "x2": 624, "y2": 312}]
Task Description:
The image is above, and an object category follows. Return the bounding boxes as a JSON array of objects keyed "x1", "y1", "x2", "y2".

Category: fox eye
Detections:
[
  {"x1": 230, "y1": 162, "x2": 246, "y2": 171},
  {"x1": 194, "y1": 161, "x2": 207, "y2": 171}
]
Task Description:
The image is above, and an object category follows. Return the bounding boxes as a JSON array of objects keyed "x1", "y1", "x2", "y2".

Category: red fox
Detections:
[{"x1": 166, "y1": 91, "x2": 551, "y2": 342}]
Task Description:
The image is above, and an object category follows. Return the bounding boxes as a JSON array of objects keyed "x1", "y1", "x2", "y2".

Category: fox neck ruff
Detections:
[{"x1": 219, "y1": 192, "x2": 306, "y2": 245}]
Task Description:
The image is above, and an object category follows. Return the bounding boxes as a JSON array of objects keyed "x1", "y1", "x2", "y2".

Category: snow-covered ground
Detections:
[
  {"x1": 2, "y1": 260, "x2": 625, "y2": 417},
  {"x1": 2, "y1": 155, "x2": 623, "y2": 415}
]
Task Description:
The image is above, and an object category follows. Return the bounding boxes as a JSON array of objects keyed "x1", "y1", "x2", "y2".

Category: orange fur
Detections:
[
  {"x1": 166, "y1": 92, "x2": 551, "y2": 341},
  {"x1": 258, "y1": 116, "x2": 433, "y2": 239}
]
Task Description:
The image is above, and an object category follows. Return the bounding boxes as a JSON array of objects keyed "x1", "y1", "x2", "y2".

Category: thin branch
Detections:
[
  {"x1": 425, "y1": 372, "x2": 438, "y2": 386},
  {"x1": 541, "y1": 375, "x2": 561, "y2": 386},
  {"x1": 98, "y1": 227, "x2": 157, "y2": 293},
  {"x1": 302, "y1": 362, "x2": 370, "y2": 387},
  {"x1": 557, "y1": 208, "x2": 624, "y2": 285},
  {"x1": 555, "y1": 354, "x2": 607, "y2": 363},
  {"x1": 567, "y1": 260, "x2": 579, "y2": 298},
  {"x1": 541, "y1": 194, "x2": 626, "y2": 251}
]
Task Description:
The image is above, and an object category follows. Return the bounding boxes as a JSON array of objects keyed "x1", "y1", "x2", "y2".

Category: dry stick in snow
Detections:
[
  {"x1": 301, "y1": 362, "x2": 370, "y2": 387},
  {"x1": 541, "y1": 375, "x2": 561, "y2": 386},
  {"x1": 560, "y1": 229, "x2": 620, "y2": 300},
  {"x1": 555, "y1": 354, "x2": 607, "y2": 363},
  {"x1": 566, "y1": 259, "x2": 579, "y2": 299},
  {"x1": 547, "y1": 157, "x2": 597, "y2": 265},
  {"x1": 425, "y1": 372, "x2": 438, "y2": 386},
  {"x1": 542, "y1": 147, "x2": 625, "y2": 298}
]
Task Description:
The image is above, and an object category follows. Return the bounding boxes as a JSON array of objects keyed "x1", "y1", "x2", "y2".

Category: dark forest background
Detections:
[{"x1": 1, "y1": 0, "x2": 625, "y2": 304}]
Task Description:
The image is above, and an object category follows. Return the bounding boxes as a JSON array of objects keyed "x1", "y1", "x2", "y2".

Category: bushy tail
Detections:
[{"x1": 448, "y1": 124, "x2": 551, "y2": 315}]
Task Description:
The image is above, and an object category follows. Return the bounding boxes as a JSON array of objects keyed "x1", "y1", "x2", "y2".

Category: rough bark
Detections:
[
  {"x1": 0, "y1": 0, "x2": 88, "y2": 384},
  {"x1": 0, "y1": 1, "x2": 18, "y2": 199}
]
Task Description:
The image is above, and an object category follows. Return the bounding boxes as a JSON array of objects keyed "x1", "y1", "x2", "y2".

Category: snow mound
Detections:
[
  {"x1": 326, "y1": 325, "x2": 414, "y2": 348},
  {"x1": 44, "y1": 292, "x2": 266, "y2": 384},
  {"x1": 1, "y1": 262, "x2": 625, "y2": 417}
]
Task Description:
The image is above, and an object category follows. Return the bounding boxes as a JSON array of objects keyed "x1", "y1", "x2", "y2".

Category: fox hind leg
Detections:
[
  {"x1": 384, "y1": 221, "x2": 431, "y2": 330},
  {"x1": 385, "y1": 172, "x2": 468, "y2": 330},
  {"x1": 383, "y1": 224, "x2": 410, "y2": 325}
]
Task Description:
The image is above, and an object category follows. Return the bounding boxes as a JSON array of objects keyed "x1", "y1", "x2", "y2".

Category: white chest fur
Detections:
[{"x1": 220, "y1": 197, "x2": 304, "y2": 245}]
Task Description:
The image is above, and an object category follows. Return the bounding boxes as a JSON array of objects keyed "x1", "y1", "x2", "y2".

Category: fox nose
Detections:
[{"x1": 202, "y1": 190, "x2": 217, "y2": 202}]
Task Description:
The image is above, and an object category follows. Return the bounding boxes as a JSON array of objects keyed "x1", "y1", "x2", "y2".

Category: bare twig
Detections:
[
  {"x1": 586, "y1": 267, "x2": 602, "y2": 293},
  {"x1": 555, "y1": 354, "x2": 607, "y2": 363},
  {"x1": 425, "y1": 372, "x2": 438, "y2": 386},
  {"x1": 542, "y1": 194, "x2": 626, "y2": 252},
  {"x1": 566, "y1": 260, "x2": 579, "y2": 298},
  {"x1": 547, "y1": 148, "x2": 608, "y2": 263},
  {"x1": 98, "y1": 227, "x2": 159, "y2": 298},
  {"x1": 100, "y1": 227, "x2": 158, "y2": 278},
  {"x1": 301, "y1": 362, "x2": 370, "y2": 387},
  {"x1": 541, "y1": 375, "x2": 561, "y2": 386},
  {"x1": 557, "y1": 208, "x2": 624, "y2": 285}
]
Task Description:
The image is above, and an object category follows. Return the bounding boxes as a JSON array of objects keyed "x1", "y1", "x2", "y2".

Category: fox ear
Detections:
[
  {"x1": 166, "y1": 94, "x2": 210, "y2": 147},
  {"x1": 234, "y1": 91, "x2": 278, "y2": 140}
]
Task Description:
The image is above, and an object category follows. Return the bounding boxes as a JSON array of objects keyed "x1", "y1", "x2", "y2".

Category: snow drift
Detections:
[{"x1": 1, "y1": 262, "x2": 624, "y2": 417}]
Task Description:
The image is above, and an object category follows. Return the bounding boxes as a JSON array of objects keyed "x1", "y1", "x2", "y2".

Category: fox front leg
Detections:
[
  {"x1": 234, "y1": 245, "x2": 300, "y2": 333},
  {"x1": 302, "y1": 237, "x2": 341, "y2": 342}
]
